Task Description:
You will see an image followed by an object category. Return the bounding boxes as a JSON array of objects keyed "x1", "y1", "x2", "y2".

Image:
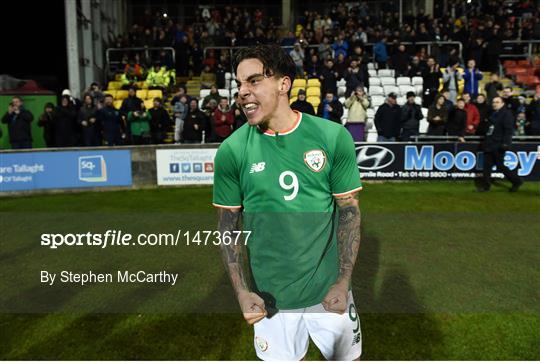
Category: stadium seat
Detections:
[
  {"x1": 293, "y1": 79, "x2": 307, "y2": 88},
  {"x1": 198, "y1": 98, "x2": 204, "y2": 109},
  {"x1": 337, "y1": 79, "x2": 346, "y2": 87},
  {"x1": 397, "y1": 77, "x2": 411, "y2": 86},
  {"x1": 380, "y1": 77, "x2": 396, "y2": 86},
  {"x1": 503, "y1": 60, "x2": 517, "y2": 68},
  {"x1": 230, "y1": 80, "x2": 238, "y2": 89},
  {"x1": 368, "y1": 86, "x2": 384, "y2": 96},
  {"x1": 200, "y1": 89, "x2": 211, "y2": 99},
  {"x1": 371, "y1": 95, "x2": 385, "y2": 107},
  {"x1": 366, "y1": 130, "x2": 378, "y2": 142},
  {"x1": 383, "y1": 85, "x2": 399, "y2": 96},
  {"x1": 378, "y1": 69, "x2": 395, "y2": 77},
  {"x1": 136, "y1": 89, "x2": 148, "y2": 99},
  {"x1": 367, "y1": 62, "x2": 375, "y2": 70},
  {"x1": 113, "y1": 100, "x2": 123, "y2": 109},
  {"x1": 342, "y1": 108, "x2": 349, "y2": 120},
  {"x1": 517, "y1": 60, "x2": 530, "y2": 67},
  {"x1": 337, "y1": 86, "x2": 346, "y2": 97},
  {"x1": 225, "y1": 72, "x2": 232, "y2": 80},
  {"x1": 397, "y1": 96, "x2": 406, "y2": 105},
  {"x1": 135, "y1": 81, "x2": 147, "y2": 89},
  {"x1": 105, "y1": 90, "x2": 116, "y2": 99},
  {"x1": 291, "y1": 87, "x2": 304, "y2": 97},
  {"x1": 368, "y1": 69, "x2": 377, "y2": 77},
  {"x1": 421, "y1": 107, "x2": 428, "y2": 118},
  {"x1": 339, "y1": 96, "x2": 346, "y2": 104},
  {"x1": 307, "y1": 78, "x2": 321, "y2": 88},
  {"x1": 148, "y1": 89, "x2": 163, "y2": 99},
  {"x1": 412, "y1": 76, "x2": 423, "y2": 86},
  {"x1": 144, "y1": 99, "x2": 154, "y2": 110},
  {"x1": 307, "y1": 96, "x2": 320, "y2": 108},
  {"x1": 419, "y1": 118, "x2": 429, "y2": 133},
  {"x1": 415, "y1": 96, "x2": 422, "y2": 105},
  {"x1": 306, "y1": 87, "x2": 321, "y2": 97},
  {"x1": 108, "y1": 81, "x2": 121, "y2": 90},
  {"x1": 399, "y1": 85, "x2": 416, "y2": 96},
  {"x1": 370, "y1": 77, "x2": 381, "y2": 86},
  {"x1": 218, "y1": 89, "x2": 230, "y2": 98},
  {"x1": 414, "y1": 85, "x2": 423, "y2": 95},
  {"x1": 115, "y1": 90, "x2": 128, "y2": 100},
  {"x1": 366, "y1": 108, "x2": 375, "y2": 119},
  {"x1": 231, "y1": 87, "x2": 238, "y2": 97}
]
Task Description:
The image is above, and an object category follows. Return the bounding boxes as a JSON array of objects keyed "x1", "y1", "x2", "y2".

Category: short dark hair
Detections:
[
  {"x1": 104, "y1": 94, "x2": 114, "y2": 99},
  {"x1": 154, "y1": 97, "x2": 162, "y2": 103},
  {"x1": 233, "y1": 44, "x2": 296, "y2": 90}
]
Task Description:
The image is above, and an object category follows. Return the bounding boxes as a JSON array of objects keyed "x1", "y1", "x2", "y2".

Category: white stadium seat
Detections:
[
  {"x1": 378, "y1": 69, "x2": 395, "y2": 77},
  {"x1": 337, "y1": 86, "x2": 346, "y2": 97},
  {"x1": 339, "y1": 96, "x2": 346, "y2": 104},
  {"x1": 225, "y1": 72, "x2": 232, "y2": 80},
  {"x1": 366, "y1": 130, "x2": 378, "y2": 142},
  {"x1": 368, "y1": 69, "x2": 377, "y2": 77},
  {"x1": 380, "y1": 77, "x2": 396, "y2": 86},
  {"x1": 397, "y1": 77, "x2": 411, "y2": 86},
  {"x1": 365, "y1": 117, "x2": 375, "y2": 130},
  {"x1": 397, "y1": 96, "x2": 407, "y2": 105},
  {"x1": 367, "y1": 62, "x2": 376, "y2": 70},
  {"x1": 399, "y1": 85, "x2": 416, "y2": 96},
  {"x1": 230, "y1": 80, "x2": 238, "y2": 88},
  {"x1": 414, "y1": 85, "x2": 423, "y2": 95},
  {"x1": 200, "y1": 89, "x2": 211, "y2": 98},
  {"x1": 371, "y1": 95, "x2": 385, "y2": 107},
  {"x1": 369, "y1": 77, "x2": 381, "y2": 86},
  {"x1": 415, "y1": 96, "x2": 422, "y2": 105},
  {"x1": 342, "y1": 108, "x2": 349, "y2": 119},
  {"x1": 421, "y1": 107, "x2": 428, "y2": 118},
  {"x1": 366, "y1": 108, "x2": 375, "y2": 119},
  {"x1": 218, "y1": 89, "x2": 230, "y2": 98},
  {"x1": 337, "y1": 79, "x2": 346, "y2": 87},
  {"x1": 230, "y1": 87, "x2": 239, "y2": 97},
  {"x1": 198, "y1": 98, "x2": 204, "y2": 109},
  {"x1": 412, "y1": 76, "x2": 423, "y2": 85},
  {"x1": 420, "y1": 118, "x2": 429, "y2": 133},
  {"x1": 383, "y1": 85, "x2": 399, "y2": 96},
  {"x1": 368, "y1": 86, "x2": 384, "y2": 96}
]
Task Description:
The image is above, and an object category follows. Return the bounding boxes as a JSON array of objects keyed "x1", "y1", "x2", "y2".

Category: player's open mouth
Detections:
[{"x1": 242, "y1": 103, "x2": 259, "y2": 116}]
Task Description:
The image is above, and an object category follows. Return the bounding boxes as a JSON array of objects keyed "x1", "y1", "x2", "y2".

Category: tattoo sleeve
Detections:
[
  {"x1": 335, "y1": 193, "x2": 362, "y2": 285},
  {"x1": 217, "y1": 208, "x2": 250, "y2": 295}
]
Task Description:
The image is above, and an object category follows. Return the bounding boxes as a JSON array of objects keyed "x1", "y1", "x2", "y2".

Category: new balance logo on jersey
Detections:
[{"x1": 250, "y1": 162, "x2": 266, "y2": 173}]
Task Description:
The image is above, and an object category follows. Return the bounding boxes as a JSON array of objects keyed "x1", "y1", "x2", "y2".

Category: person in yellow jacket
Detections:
[
  {"x1": 343, "y1": 86, "x2": 370, "y2": 142},
  {"x1": 145, "y1": 65, "x2": 158, "y2": 88}
]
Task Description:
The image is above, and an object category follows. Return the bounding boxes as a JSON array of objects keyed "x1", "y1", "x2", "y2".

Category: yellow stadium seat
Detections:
[
  {"x1": 307, "y1": 78, "x2": 321, "y2": 87},
  {"x1": 291, "y1": 87, "x2": 304, "y2": 97},
  {"x1": 115, "y1": 74, "x2": 122, "y2": 81},
  {"x1": 307, "y1": 96, "x2": 320, "y2": 108},
  {"x1": 289, "y1": 97, "x2": 297, "y2": 104},
  {"x1": 105, "y1": 90, "x2": 117, "y2": 99},
  {"x1": 136, "y1": 90, "x2": 148, "y2": 99},
  {"x1": 148, "y1": 89, "x2": 163, "y2": 99},
  {"x1": 115, "y1": 90, "x2": 128, "y2": 100},
  {"x1": 306, "y1": 87, "x2": 321, "y2": 97},
  {"x1": 292, "y1": 79, "x2": 307, "y2": 88},
  {"x1": 144, "y1": 99, "x2": 154, "y2": 110},
  {"x1": 108, "y1": 81, "x2": 121, "y2": 90},
  {"x1": 135, "y1": 81, "x2": 147, "y2": 89},
  {"x1": 113, "y1": 100, "x2": 123, "y2": 109}
]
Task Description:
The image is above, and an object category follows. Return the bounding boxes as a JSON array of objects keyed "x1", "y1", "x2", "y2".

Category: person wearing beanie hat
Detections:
[
  {"x1": 38, "y1": 102, "x2": 57, "y2": 147},
  {"x1": 290, "y1": 89, "x2": 315, "y2": 115},
  {"x1": 400, "y1": 91, "x2": 423, "y2": 141}
]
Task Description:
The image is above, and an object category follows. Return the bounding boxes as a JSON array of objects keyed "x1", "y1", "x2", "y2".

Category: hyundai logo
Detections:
[{"x1": 356, "y1": 145, "x2": 395, "y2": 170}]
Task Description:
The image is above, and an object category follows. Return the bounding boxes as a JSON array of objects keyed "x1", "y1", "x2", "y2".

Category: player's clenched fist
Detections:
[
  {"x1": 322, "y1": 282, "x2": 349, "y2": 314},
  {"x1": 238, "y1": 291, "x2": 267, "y2": 324}
]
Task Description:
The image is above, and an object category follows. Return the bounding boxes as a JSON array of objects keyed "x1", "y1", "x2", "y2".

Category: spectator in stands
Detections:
[
  {"x1": 173, "y1": 95, "x2": 188, "y2": 143},
  {"x1": 447, "y1": 98, "x2": 467, "y2": 142},
  {"x1": 127, "y1": 105, "x2": 151, "y2": 145},
  {"x1": 202, "y1": 85, "x2": 221, "y2": 110},
  {"x1": 422, "y1": 57, "x2": 442, "y2": 108},
  {"x1": 427, "y1": 95, "x2": 448, "y2": 136},
  {"x1": 183, "y1": 99, "x2": 208, "y2": 143},
  {"x1": 87, "y1": 82, "x2": 105, "y2": 109},
  {"x1": 97, "y1": 94, "x2": 124, "y2": 146},
  {"x1": 515, "y1": 112, "x2": 527, "y2": 136},
  {"x1": 391, "y1": 44, "x2": 410, "y2": 77},
  {"x1": 79, "y1": 94, "x2": 101, "y2": 147},
  {"x1": 201, "y1": 64, "x2": 217, "y2": 89},
  {"x1": 502, "y1": 87, "x2": 520, "y2": 117},
  {"x1": 2, "y1": 96, "x2": 33, "y2": 149},
  {"x1": 407, "y1": 56, "x2": 425, "y2": 78},
  {"x1": 38, "y1": 103, "x2": 56, "y2": 148},
  {"x1": 443, "y1": 61, "x2": 463, "y2": 104},
  {"x1": 317, "y1": 91, "x2": 343, "y2": 124},
  {"x1": 120, "y1": 86, "x2": 144, "y2": 117},
  {"x1": 306, "y1": 54, "x2": 322, "y2": 79},
  {"x1": 374, "y1": 93, "x2": 401, "y2": 142},
  {"x1": 373, "y1": 37, "x2": 388, "y2": 69},
  {"x1": 400, "y1": 91, "x2": 424, "y2": 142},
  {"x1": 474, "y1": 94, "x2": 491, "y2": 136},
  {"x1": 320, "y1": 59, "x2": 338, "y2": 96},
  {"x1": 212, "y1": 97, "x2": 234, "y2": 142},
  {"x1": 318, "y1": 36, "x2": 333, "y2": 61},
  {"x1": 231, "y1": 92, "x2": 247, "y2": 130},
  {"x1": 332, "y1": 33, "x2": 349, "y2": 58},
  {"x1": 462, "y1": 92, "x2": 481, "y2": 135},
  {"x1": 148, "y1": 97, "x2": 171, "y2": 144},
  {"x1": 334, "y1": 53, "x2": 348, "y2": 80},
  {"x1": 478, "y1": 96, "x2": 523, "y2": 192},
  {"x1": 290, "y1": 89, "x2": 315, "y2": 115},
  {"x1": 290, "y1": 42, "x2": 305, "y2": 77},
  {"x1": 344, "y1": 59, "x2": 368, "y2": 97},
  {"x1": 484, "y1": 73, "x2": 503, "y2": 103},
  {"x1": 54, "y1": 95, "x2": 78, "y2": 147},
  {"x1": 463, "y1": 59, "x2": 483, "y2": 98},
  {"x1": 525, "y1": 92, "x2": 540, "y2": 135},
  {"x1": 344, "y1": 86, "x2": 370, "y2": 142},
  {"x1": 441, "y1": 89, "x2": 454, "y2": 110}
]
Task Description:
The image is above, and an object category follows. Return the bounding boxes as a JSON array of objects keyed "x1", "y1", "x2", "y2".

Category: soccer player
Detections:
[{"x1": 213, "y1": 44, "x2": 363, "y2": 360}]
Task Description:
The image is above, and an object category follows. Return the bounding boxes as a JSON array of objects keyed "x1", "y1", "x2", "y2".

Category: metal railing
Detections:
[
  {"x1": 499, "y1": 40, "x2": 540, "y2": 59},
  {"x1": 413, "y1": 135, "x2": 540, "y2": 142},
  {"x1": 105, "y1": 47, "x2": 176, "y2": 76}
]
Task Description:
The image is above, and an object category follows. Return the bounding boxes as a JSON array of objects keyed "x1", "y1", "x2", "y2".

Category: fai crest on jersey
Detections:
[
  {"x1": 255, "y1": 336, "x2": 268, "y2": 352},
  {"x1": 304, "y1": 149, "x2": 326, "y2": 172}
]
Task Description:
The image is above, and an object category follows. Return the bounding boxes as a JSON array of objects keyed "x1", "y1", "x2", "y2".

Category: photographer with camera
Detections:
[
  {"x1": 1, "y1": 96, "x2": 34, "y2": 149},
  {"x1": 344, "y1": 86, "x2": 370, "y2": 141}
]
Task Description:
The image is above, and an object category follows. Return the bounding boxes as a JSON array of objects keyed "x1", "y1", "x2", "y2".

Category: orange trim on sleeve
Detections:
[
  {"x1": 212, "y1": 203, "x2": 242, "y2": 210},
  {"x1": 332, "y1": 186, "x2": 363, "y2": 197}
]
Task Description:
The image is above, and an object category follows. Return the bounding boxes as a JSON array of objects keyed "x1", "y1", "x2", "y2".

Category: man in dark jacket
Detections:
[
  {"x1": 400, "y1": 91, "x2": 424, "y2": 141},
  {"x1": 1, "y1": 96, "x2": 33, "y2": 149},
  {"x1": 54, "y1": 95, "x2": 78, "y2": 147},
  {"x1": 391, "y1": 44, "x2": 410, "y2": 77},
  {"x1": 502, "y1": 87, "x2": 521, "y2": 118},
  {"x1": 374, "y1": 93, "x2": 401, "y2": 142},
  {"x1": 97, "y1": 94, "x2": 124, "y2": 146},
  {"x1": 478, "y1": 96, "x2": 523, "y2": 192},
  {"x1": 38, "y1": 103, "x2": 56, "y2": 147},
  {"x1": 317, "y1": 92, "x2": 343, "y2": 124},
  {"x1": 148, "y1": 97, "x2": 171, "y2": 144},
  {"x1": 290, "y1": 90, "x2": 315, "y2": 115},
  {"x1": 120, "y1": 86, "x2": 144, "y2": 117},
  {"x1": 525, "y1": 92, "x2": 540, "y2": 135},
  {"x1": 422, "y1": 57, "x2": 442, "y2": 107},
  {"x1": 319, "y1": 59, "x2": 338, "y2": 96},
  {"x1": 79, "y1": 94, "x2": 101, "y2": 146},
  {"x1": 183, "y1": 99, "x2": 209, "y2": 143},
  {"x1": 447, "y1": 98, "x2": 467, "y2": 141}
]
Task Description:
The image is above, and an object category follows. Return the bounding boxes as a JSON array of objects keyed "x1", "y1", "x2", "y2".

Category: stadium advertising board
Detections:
[
  {"x1": 0, "y1": 150, "x2": 132, "y2": 192},
  {"x1": 356, "y1": 142, "x2": 540, "y2": 180},
  {"x1": 156, "y1": 148, "x2": 217, "y2": 185}
]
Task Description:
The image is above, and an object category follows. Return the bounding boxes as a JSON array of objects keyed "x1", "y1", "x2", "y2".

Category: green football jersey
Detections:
[{"x1": 213, "y1": 111, "x2": 362, "y2": 309}]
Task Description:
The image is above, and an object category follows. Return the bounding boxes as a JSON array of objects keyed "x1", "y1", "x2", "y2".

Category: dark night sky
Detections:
[{"x1": 2, "y1": 1, "x2": 68, "y2": 92}]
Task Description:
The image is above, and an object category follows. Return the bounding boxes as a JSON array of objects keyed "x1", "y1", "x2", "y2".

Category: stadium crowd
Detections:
[{"x1": 2, "y1": 0, "x2": 540, "y2": 149}]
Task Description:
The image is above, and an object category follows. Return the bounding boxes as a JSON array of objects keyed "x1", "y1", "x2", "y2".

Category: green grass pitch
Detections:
[{"x1": 0, "y1": 181, "x2": 539, "y2": 360}]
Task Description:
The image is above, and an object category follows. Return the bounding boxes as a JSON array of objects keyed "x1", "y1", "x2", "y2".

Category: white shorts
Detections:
[{"x1": 253, "y1": 291, "x2": 362, "y2": 360}]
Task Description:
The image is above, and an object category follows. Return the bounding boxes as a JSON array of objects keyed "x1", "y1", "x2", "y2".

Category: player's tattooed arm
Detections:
[
  {"x1": 334, "y1": 192, "x2": 361, "y2": 286},
  {"x1": 217, "y1": 208, "x2": 250, "y2": 295}
]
